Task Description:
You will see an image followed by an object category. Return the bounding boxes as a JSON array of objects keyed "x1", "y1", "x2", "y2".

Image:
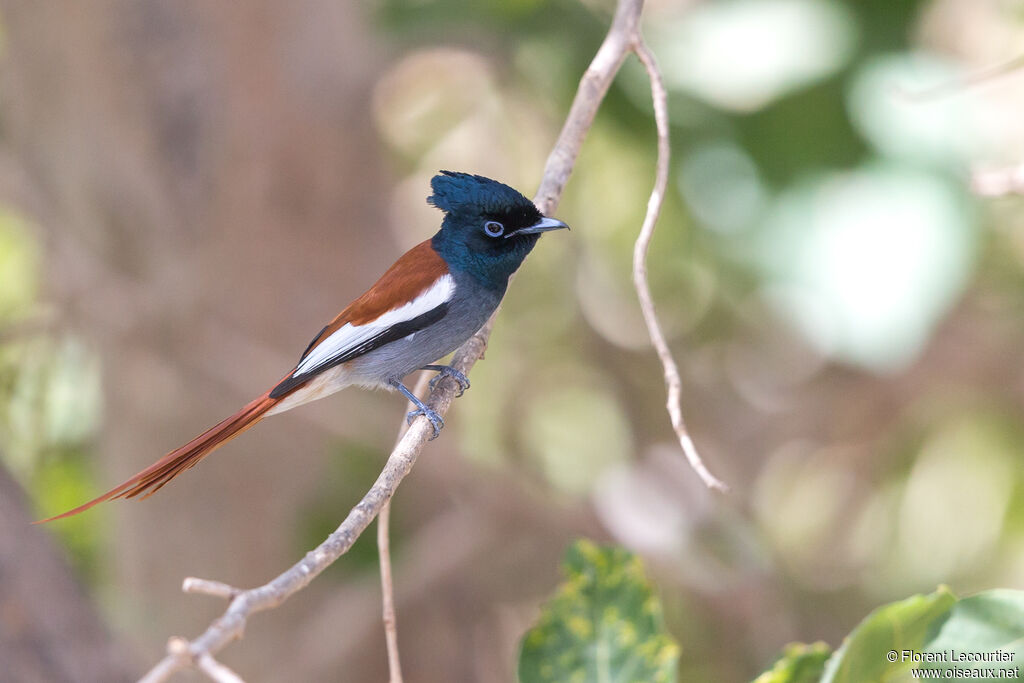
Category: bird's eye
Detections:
[{"x1": 483, "y1": 220, "x2": 505, "y2": 237}]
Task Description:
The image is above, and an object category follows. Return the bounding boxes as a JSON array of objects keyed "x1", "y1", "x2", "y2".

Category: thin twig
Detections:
[
  {"x1": 137, "y1": 0, "x2": 721, "y2": 679},
  {"x1": 533, "y1": 0, "x2": 642, "y2": 214},
  {"x1": 630, "y1": 38, "x2": 727, "y2": 492},
  {"x1": 182, "y1": 578, "x2": 240, "y2": 601},
  {"x1": 196, "y1": 654, "x2": 245, "y2": 683},
  {"x1": 377, "y1": 373, "x2": 427, "y2": 683},
  {"x1": 378, "y1": 501, "x2": 402, "y2": 682}
]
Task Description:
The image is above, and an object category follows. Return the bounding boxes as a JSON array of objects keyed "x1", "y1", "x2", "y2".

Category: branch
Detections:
[
  {"x1": 196, "y1": 654, "x2": 245, "y2": 683},
  {"x1": 630, "y1": 38, "x2": 727, "y2": 491},
  {"x1": 534, "y1": 0, "x2": 642, "y2": 214},
  {"x1": 378, "y1": 501, "x2": 402, "y2": 683},
  {"x1": 138, "y1": 0, "x2": 655, "y2": 679},
  {"x1": 376, "y1": 373, "x2": 427, "y2": 683}
]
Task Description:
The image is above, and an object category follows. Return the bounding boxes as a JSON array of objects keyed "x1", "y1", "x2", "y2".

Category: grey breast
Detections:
[{"x1": 349, "y1": 271, "x2": 505, "y2": 384}]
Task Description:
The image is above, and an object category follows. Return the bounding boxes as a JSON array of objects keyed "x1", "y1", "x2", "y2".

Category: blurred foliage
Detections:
[
  {"x1": 922, "y1": 590, "x2": 1024, "y2": 677},
  {"x1": 521, "y1": 553, "x2": 1024, "y2": 682},
  {"x1": 518, "y1": 539, "x2": 680, "y2": 683},
  {"x1": 752, "y1": 642, "x2": 831, "y2": 683},
  {"x1": 820, "y1": 586, "x2": 957, "y2": 682},
  {"x1": 0, "y1": 208, "x2": 103, "y2": 580},
  {"x1": 755, "y1": 587, "x2": 1024, "y2": 682}
]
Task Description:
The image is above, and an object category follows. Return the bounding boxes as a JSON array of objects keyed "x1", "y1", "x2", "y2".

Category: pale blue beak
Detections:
[{"x1": 510, "y1": 216, "x2": 570, "y2": 237}]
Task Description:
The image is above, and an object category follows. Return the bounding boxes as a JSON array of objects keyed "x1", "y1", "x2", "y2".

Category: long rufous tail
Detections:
[{"x1": 36, "y1": 391, "x2": 280, "y2": 523}]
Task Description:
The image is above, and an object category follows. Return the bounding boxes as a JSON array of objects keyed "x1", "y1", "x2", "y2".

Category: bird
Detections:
[{"x1": 39, "y1": 171, "x2": 569, "y2": 522}]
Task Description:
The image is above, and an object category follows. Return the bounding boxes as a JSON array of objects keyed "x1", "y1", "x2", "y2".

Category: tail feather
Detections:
[{"x1": 36, "y1": 392, "x2": 280, "y2": 523}]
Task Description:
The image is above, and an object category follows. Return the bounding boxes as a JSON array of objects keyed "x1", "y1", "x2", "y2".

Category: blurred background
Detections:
[{"x1": 1, "y1": 0, "x2": 1023, "y2": 680}]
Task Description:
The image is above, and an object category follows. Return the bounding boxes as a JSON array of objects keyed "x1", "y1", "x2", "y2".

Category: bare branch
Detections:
[
  {"x1": 630, "y1": 38, "x2": 727, "y2": 492},
  {"x1": 182, "y1": 578, "x2": 240, "y2": 601},
  {"x1": 377, "y1": 372, "x2": 428, "y2": 683},
  {"x1": 534, "y1": 0, "x2": 642, "y2": 215},
  {"x1": 197, "y1": 654, "x2": 245, "y2": 683},
  {"x1": 138, "y1": 640, "x2": 189, "y2": 683},
  {"x1": 137, "y1": 0, "x2": 724, "y2": 679},
  {"x1": 378, "y1": 501, "x2": 403, "y2": 683}
]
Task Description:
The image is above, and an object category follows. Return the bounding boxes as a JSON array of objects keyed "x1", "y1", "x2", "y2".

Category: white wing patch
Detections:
[{"x1": 293, "y1": 274, "x2": 456, "y2": 377}]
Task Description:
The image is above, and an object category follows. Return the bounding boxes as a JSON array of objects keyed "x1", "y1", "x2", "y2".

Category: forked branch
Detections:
[{"x1": 140, "y1": 0, "x2": 723, "y2": 680}]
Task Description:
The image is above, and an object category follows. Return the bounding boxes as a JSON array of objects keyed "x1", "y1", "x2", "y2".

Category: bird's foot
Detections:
[
  {"x1": 406, "y1": 406, "x2": 444, "y2": 440},
  {"x1": 422, "y1": 364, "x2": 470, "y2": 397},
  {"x1": 390, "y1": 377, "x2": 446, "y2": 439}
]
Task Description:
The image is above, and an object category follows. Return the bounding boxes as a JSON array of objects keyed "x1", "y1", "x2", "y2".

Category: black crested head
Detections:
[
  {"x1": 428, "y1": 171, "x2": 568, "y2": 290},
  {"x1": 428, "y1": 171, "x2": 541, "y2": 226}
]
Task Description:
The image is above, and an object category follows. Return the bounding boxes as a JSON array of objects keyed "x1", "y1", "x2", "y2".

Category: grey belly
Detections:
[{"x1": 346, "y1": 285, "x2": 501, "y2": 386}]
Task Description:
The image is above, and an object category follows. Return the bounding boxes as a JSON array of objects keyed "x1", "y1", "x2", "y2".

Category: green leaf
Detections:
[
  {"x1": 920, "y1": 589, "x2": 1024, "y2": 677},
  {"x1": 518, "y1": 539, "x2": 680, "y2": 683},
  {"x1": 821, "y1": 586, "x2": 957, "y2": 682},
  {"x1": 753, "y1": 642, "x2": 831, "y2": 683}
]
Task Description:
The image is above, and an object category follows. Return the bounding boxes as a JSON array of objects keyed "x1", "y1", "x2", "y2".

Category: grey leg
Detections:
[
  {"x1": 421, "y1": 364, "x2": 470, "y2": 397},
  {"x1": 389, "y1": 379, "x2": 444, "y2": 440}
]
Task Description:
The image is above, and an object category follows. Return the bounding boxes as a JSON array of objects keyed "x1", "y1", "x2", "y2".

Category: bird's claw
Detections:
[
  {"x1": 407, "y1": 407, "x2": 444, "y2": 440},
  {"x1": 428, "y1": 367, "x2": 470, "y2": 397}
]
